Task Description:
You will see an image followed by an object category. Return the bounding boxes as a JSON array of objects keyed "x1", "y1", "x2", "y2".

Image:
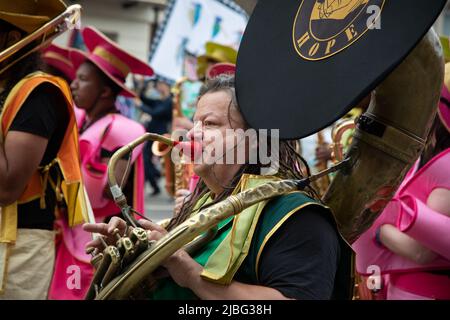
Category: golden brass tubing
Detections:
[
  {"x1": 331, "y1": 119, "x2": 356, "y2": 163},
  {"x1": 323, "y1": 30, "x2": 444, "y2": 243},
  {"x1": 85, "y1": 245, "x2": 119, "y2": 300},
  {"x1": 107, "y1": 133, "x2": 177, "y2": 209},
  {"x1": 130, "y1": 228, "x2": 150, "y2": 255}
]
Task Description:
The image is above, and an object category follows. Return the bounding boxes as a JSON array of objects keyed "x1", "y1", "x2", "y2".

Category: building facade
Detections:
[{"x1": 56, "y1": 0, "x2": 167, "y2": 61}]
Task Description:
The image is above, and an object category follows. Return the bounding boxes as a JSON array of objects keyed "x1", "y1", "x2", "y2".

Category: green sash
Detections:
[{"x1": 150, "y1": 174, "x2": 325, "y2": 299}]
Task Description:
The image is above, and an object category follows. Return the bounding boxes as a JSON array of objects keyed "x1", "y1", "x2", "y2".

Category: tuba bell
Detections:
[{"x1": 323, "y1": 30, "x2": 444, "y2": 243}]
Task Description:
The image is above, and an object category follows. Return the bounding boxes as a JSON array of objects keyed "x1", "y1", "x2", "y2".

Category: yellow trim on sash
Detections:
[
  {"x1": 200, "y1": 174, "x2": 279, "y2": 284},
  {"x1": 0, "y1": 205, "x2": 18, "y2": 244},
  {"x1": 0, "y1": 242, "x2": 11, "y2": 294},
  {"x1": 254, "y1": 201, "x2": 320, "y2": 282}
]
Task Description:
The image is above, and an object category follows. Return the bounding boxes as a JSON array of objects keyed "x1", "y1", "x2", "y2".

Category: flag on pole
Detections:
[{"x1": 149, "y1": 0, "x2": 248, "y2": 83}]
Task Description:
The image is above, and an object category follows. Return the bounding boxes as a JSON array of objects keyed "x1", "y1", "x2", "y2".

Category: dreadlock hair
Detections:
[{"x1": 166, "y1": 74, "x2": 318, "y2": 231}]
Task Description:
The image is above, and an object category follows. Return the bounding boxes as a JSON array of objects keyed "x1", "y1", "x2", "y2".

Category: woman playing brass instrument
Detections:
[
  {"x1": 0, "y1": 1, "x2": 86, "y2": 299},
  {"x1": 84, "y1": 74, "x2": 352, "y2": 300}
]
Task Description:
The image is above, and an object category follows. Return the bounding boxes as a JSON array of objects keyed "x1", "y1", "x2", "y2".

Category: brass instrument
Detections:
[
  {"x1": 171, "y1": 77, "x2": 197, "y2": 194},
  {"x1": 152, "y1": 77, "x2": 193, "y2": 197},
  {"x1": 172, "y1": 77, "x2": 189, "y2": 119},
  {"x1": 151, "y1": 133, "x2": 175, "y2": 196},
  {"x1": 152, "y1": 132, "x2": 193, "y2": 197},
  {"x1": 330, "y1": 119, "x2": 357, "y2": 163},
  {"x1": 86, "y1": 29, "x2": 443, "y2": 300},
  {"x1": 323, "y1": 30, "x2": 443, "y2": 243},
  {"x1": 0, "y1": 5, "x2": 82, "y2": 74},
  {"x1": 151, "y1": 134, "x2": 173, "y2": 157},
  {"x1": 86, "y1": 133, "x2": 212, "y2": 299},
  {"x1": 108, "y1": 134, "x2": 180, "y2": 217},
  {"x1": 87, "y1": 138, "x2": 345, "y2": 299}
]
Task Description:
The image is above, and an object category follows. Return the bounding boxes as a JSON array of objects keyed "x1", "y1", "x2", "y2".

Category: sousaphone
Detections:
[{"x1": 86, "y1": 0, "x2": 446, "y2": 299}]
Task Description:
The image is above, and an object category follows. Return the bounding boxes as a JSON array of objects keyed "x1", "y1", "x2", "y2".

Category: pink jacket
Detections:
[
  {"x1": 78, "y1": 111, "x2": 145, "y2": 218},
  {"x1": 353, "y1": 148, "x2": 450, "y2": 299},
  {"x1": 49, "y1": 109, "x2": 146, "y2": 300}
]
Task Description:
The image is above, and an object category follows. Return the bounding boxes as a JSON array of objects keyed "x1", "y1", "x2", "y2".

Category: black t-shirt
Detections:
[
  {"x1": 238, "y1": 206, "x2": 352, "y2": 300},
  {"x1": 9, "y1": 82, "x2": 69, "y2": 230}
]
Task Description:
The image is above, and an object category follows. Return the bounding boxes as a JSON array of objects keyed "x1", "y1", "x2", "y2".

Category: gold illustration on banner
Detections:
[{"x1": 293, "y1": 0, "x2": 385, "y2": 60}]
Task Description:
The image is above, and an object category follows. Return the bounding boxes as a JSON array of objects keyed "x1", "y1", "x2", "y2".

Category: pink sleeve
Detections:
[
  {"x1": 102, "y1": 115, "x2": 146, "y2": 163},
  {"x1": 397, "y1": 195, "x2": 450, "y2": 260}
]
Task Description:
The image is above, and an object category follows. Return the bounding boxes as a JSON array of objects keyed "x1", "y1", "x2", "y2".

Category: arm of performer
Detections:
[
  {"x1": 378, "y1": 224, "x2": 438, "y2": 264},
  {"x1": 163, "y1": 250, "x2": 289, "y2": 300},
  {"x1": 379, "y1": 188, "x2": 450, "y2": 263},
  {"x1": 0, "y1": 132, "x2": 48, "y2": 205}
]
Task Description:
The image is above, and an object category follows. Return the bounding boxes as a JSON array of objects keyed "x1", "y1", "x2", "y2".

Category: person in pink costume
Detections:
[
  {"x1": 48, "y1": 26, "x2": 153, "y2": 299},
  {"x1": 353, "y1": 64, "x2": 450, "y2": 300}
]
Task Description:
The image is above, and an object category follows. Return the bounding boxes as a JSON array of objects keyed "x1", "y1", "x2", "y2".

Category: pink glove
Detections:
[{"x1": 397, "y1": 195, "x2": 450, "y2": 260}]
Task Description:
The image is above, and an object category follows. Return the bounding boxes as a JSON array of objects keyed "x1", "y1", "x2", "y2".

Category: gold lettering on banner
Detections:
[
  {"x1": 297, "y1": 32, "x2": 310, "y2": 49},
  {"x1": 345, "y1": 25, "x2": 358, "y2": 42},
  {"x1": 293, "y1": 0, "x2": 385, "y2": 60},
  {"x1": 309, "y1": 42, "x2": 320, "y2": 56},
  {"x1": 325, "y1": 39, "x2": 337, "y2": 55}
]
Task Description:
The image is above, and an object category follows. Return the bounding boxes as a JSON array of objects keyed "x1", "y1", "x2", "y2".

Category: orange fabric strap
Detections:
[{"x1": 0, "y1": 72, "x2": 87, "y2": 237}]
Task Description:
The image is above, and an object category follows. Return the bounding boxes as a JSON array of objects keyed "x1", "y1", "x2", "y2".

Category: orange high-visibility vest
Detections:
[{"x1": 0, "y1": 72, "x2": 89, "y2": 292}]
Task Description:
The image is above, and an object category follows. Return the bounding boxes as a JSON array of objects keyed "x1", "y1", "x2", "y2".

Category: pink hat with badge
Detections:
[{"x1": 70, "y1": 26, "x2": 154, "y2": 97}]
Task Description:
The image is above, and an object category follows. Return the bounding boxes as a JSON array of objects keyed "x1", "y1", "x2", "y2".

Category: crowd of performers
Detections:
[{"x1": 0, "y1": 0, "x2": 449, "y2": 300}]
